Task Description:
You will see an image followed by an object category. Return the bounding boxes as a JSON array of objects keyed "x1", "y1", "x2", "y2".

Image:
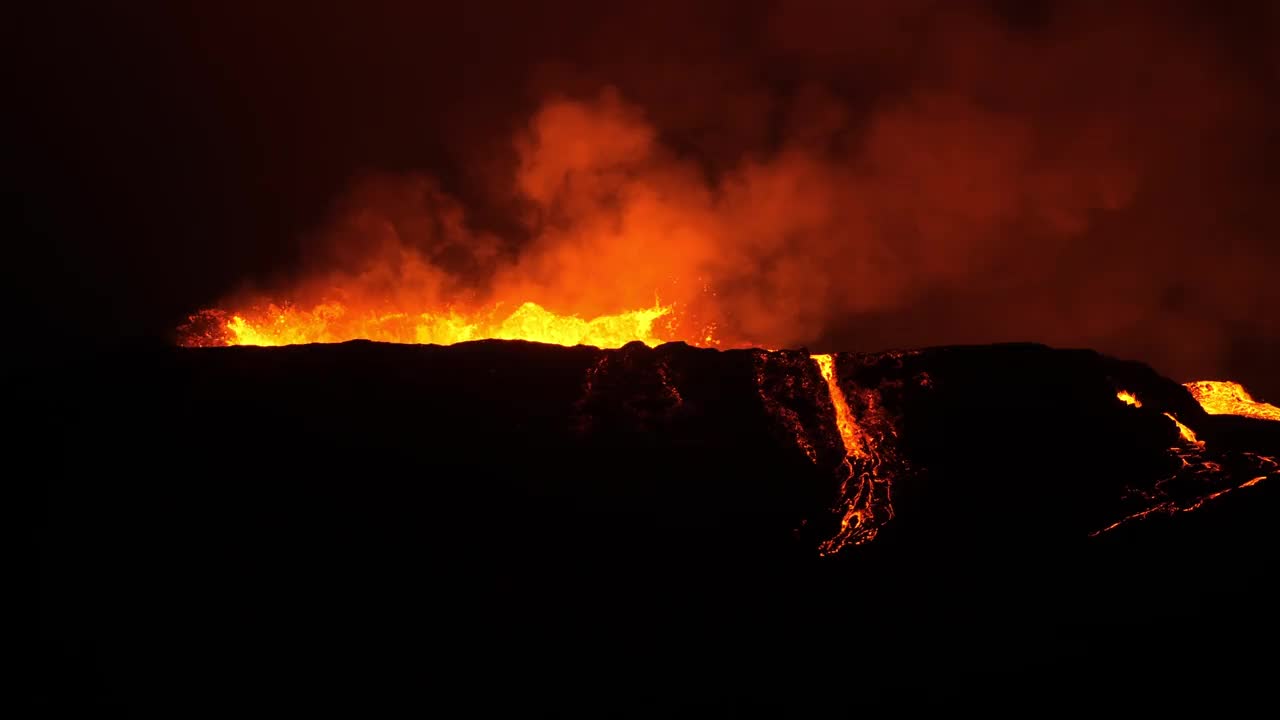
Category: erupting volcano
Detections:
[
  {"x1": 30, "y1": 1, "x2": 1280, "y2": 709},
  {"x1": 176, "y1": 288, "x2": 1279, "y2": 554}
]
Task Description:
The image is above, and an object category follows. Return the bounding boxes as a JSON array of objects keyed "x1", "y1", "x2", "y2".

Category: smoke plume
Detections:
[{"x1": 183, "y1": 0, "x2": 1280, "y2": 387}]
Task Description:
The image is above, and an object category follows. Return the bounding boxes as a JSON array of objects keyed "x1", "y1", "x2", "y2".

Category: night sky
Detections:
[{"x1": 12, "y1": 1, "x2": 1280, "y2": 398}]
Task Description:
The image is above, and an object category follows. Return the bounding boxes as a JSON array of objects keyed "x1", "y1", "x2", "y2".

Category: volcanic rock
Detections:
[{"x1": 36, "y1": 340, "x2": 1280, "y2": 711}]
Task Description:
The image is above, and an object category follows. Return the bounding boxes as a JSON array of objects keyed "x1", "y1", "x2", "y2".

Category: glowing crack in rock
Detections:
[{"x1": 751, "y1": 352, "x2": 820, "y2": 464}]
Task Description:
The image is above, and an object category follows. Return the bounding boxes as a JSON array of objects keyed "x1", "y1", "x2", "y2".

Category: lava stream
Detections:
[
  {"x1": 810, "y1": 354, "x2": 897, "y2": 554},
  {"x1": 1162, "y1": 412, "x2": 1201, "y2": 446},
  {"x1": 811, "y1": 354, "x2": 869, "y2": 459}
]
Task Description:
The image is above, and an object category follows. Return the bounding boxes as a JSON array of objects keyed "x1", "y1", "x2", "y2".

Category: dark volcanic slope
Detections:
[{"x1": 37, "y1": 341, "x2": 1280, "y2": 712}]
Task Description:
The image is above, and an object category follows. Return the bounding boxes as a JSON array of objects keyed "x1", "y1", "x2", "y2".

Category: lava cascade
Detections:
[
  {"x1": 808, "y1": 354, "x2": 901, "y2": 554},
  {"x1": 749, "y1": 352, "x2": 905, "y2": 555}
]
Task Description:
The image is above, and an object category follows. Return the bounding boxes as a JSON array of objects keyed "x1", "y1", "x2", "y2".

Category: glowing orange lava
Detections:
[
  {"x1": 810, "y1": 353, "x2": 897, "y2": 554},
  {"x1": 812, "y1": 354, "x2": 867, "y2": 459},
  {"x1": 181, "y1": 300, "x2": 694, "y2": 349},
  {"x1": 1094, "y1": 389, "x2": 1276, "y2": 536},
  {"x1": 1162, "y1": 412, "x2": 1202, "y2": 446},
  {"x1": 1116, "y1": 390, "x2": 1141, "y2": 407},
  {"x1": 1184, "y1": 381, "x2": 1280, "y2": 422}
]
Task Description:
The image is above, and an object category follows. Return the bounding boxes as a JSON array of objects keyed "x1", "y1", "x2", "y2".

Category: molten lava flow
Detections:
[
  {"x1": 181, "y1": 300, "x2": 684, "y2": 349},
  {"x1": 1184, "y1": 381, "x2": 1280, "y2": 422},
  {"x1": 1094, "y1": 390, "x2": 1277, "y2": 536},
  {"x1": 752, "y1": 350, "x2": 900, "y2": 554},
  {"x1": 812, "y1": 355, "x2": 868, "y2": 459},
  {"x1": 1162, "y1": 412, "x2": 1202, "y2": 446},
  {"x1": 810, "y1": 353, "x2": 898, "y2": 554}
]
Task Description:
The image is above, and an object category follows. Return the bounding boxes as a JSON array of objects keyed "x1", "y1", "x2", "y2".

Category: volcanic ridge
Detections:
[{"x1": 40, "y1": 339, "x2": 1280, "y2": 708}]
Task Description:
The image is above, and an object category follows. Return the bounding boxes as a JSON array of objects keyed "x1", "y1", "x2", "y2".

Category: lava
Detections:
[
  {"x1": 1184, "y1": 381, "x2": 1280, "y2": 422},
  {"x1": 1116, "y1": 390, "x2": 1142, "y2": 407},
  {"x1": 809, "y1": 354, "x2": 898, "y2": 554},
  {"x1": 1162, "y1": 412, "x2": 1202, "y2": 446},
  {"x1": 180, "y1": 300, "x2": 683, "y2": 349},
  {"x1": 750, "y1": 351, "x2": 901, "y2": 554},
  {"x1": 176, "y1": 295, "x2": 1279, "y2": 549},
  {"x1": 1095, "y1": 389, "x2": 1277, "y2": 536},
  {"x1": 811, "y1": 354, "x2": 868, "y2": 459}
]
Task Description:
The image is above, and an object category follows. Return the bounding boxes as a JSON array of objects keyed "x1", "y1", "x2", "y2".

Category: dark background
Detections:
[{"x1": 10, "y1": 0, "x2": 1280, "y2": 396}]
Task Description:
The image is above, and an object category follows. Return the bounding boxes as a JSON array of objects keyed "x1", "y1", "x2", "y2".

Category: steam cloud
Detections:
[{"x1": 214, "y1": 0, "x2": 1280, "y2": 383}]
